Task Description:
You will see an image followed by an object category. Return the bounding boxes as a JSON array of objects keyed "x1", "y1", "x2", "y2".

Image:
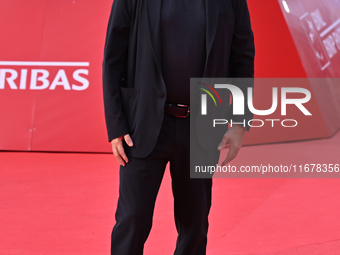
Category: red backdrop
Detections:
[{"x1": 0, "y1": 0, "x2": 339, "y2": 152}]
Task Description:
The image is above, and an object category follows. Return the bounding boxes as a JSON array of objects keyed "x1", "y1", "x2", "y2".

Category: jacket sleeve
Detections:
[
  {"x1": 229, "y1": 0, "x2": 255, "y2": 131},
  {"x1": 102, "y1": 0, "x2": 134, "y2": 142}
]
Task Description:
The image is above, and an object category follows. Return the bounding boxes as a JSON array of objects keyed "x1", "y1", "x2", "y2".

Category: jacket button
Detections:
[{"x1": 157, "y1": 91, "x2": 164, "y2": 98}]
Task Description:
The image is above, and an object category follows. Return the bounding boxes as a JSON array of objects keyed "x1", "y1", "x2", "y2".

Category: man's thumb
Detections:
[{"x1": 124, "y1": 134, "x2": 134, "y2": 147}]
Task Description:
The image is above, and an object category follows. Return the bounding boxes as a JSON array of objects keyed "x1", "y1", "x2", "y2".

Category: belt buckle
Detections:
[{"x1": 176, "y1": 104, "x2": 190, "y2": 118}]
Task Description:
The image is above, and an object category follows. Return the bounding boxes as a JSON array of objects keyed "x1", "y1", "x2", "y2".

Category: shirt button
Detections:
[{"x1": 157, "y1": 91, "x2": 164, "y2": 98}]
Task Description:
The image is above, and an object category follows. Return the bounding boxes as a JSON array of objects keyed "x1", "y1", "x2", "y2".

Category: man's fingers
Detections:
[
  {"x1": 111, "y1": 145, "x2": 126, "y2": 166},
  {"x1": 221, "y1": 145, "x2": 240, "y2": 166},
  {"x1": 217, "y1": 133, "x2": 230, "y2": 150},
  {"x1": 111, "y1": 135, "x2": 130, "y2": 166},
  {"x1": 218, "y1": 125, "x2": 246, "y2": 166},
  {"x1": 124, "y1": 134, "x2": 134, "y2": 147},
  {"x1": 117, "y1": 143, "x2": 129, "y2": 164}
]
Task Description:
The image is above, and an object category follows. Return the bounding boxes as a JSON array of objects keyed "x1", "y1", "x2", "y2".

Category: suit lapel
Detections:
[{"x1": 145, "y1": 0, "x2": 163, "y2": 77}]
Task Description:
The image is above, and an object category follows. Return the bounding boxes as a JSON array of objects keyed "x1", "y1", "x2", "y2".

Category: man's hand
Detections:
[
  {"x1": 111, "y1": 134, "x2": 134, "y2": 166},
  {"x1": 217, "y1": 125, "x2": 246, "y2": 166}
]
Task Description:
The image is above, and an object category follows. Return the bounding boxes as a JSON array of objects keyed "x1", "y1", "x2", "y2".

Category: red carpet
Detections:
[{"x1": 1, "y1": 132, "x2": 340, "y2": 254}]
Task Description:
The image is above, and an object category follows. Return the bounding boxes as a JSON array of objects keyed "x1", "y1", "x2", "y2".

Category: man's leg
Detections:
[
  {"x1": 171, "y1": 172, "x2": 212, "y2": 255},
  {"x1": 170, "y1": 117, "x2": 215, "y2": 255},
  {"x1": 111, "y1": 158, "x2": 167, "y2": 255},
  {"x1": 111, "y1": 115, "x2": 175, "y2": 255}
]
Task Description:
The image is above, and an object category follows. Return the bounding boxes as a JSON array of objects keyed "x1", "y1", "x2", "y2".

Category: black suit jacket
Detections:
[{"x1": 103, "y1": 0, "x2": 255, "y2": 158}]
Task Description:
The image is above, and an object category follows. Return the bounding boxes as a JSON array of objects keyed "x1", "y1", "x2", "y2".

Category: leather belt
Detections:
[{"x1": 164, "y1": 103, "x2": 190, "y2": 118}]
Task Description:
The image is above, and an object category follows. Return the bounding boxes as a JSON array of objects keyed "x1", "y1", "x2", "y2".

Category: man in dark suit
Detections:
[{"x1": 103, "y1": 0, "x2": 254, "y2": 254}]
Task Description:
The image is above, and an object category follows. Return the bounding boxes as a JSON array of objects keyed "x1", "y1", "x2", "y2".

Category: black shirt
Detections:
[{"x1": 161, "y1": 0, "x2": 206, "y2": 104}]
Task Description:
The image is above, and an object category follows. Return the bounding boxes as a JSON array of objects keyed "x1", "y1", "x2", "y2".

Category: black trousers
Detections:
[{"x1": 111, "y1": 114, "x2": 213, "y2": 255}]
